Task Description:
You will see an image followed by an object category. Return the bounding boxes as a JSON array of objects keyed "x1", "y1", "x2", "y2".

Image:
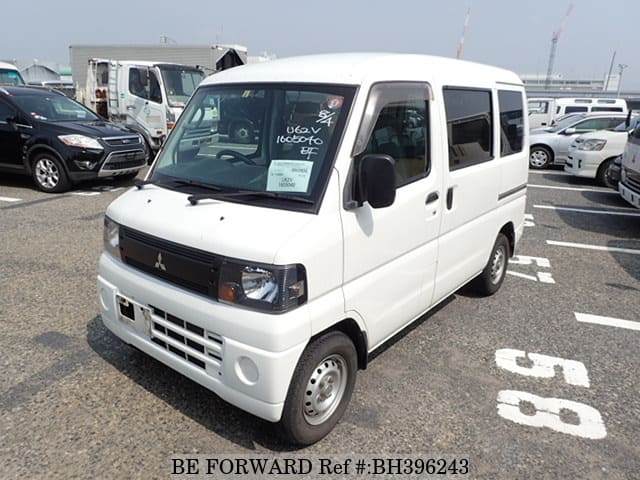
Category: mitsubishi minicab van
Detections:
[{"x1": 98, "y1": 53, "x2": 528, "y2": 445}]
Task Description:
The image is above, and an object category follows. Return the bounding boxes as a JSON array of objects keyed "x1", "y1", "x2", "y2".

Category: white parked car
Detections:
[
  {"x1": 529, "y1": 113, "x2": 627, "y2": 168},
  {"x1": 565, "y1": 117, "x2": 640, "y2": 185}
]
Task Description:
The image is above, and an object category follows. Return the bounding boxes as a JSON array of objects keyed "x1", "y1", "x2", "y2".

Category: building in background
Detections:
[{"x1": 521, "y1": 73, "x2": 621, "y2": 93}]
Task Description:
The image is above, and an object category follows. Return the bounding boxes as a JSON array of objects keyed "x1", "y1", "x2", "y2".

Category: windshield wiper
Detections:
[
  {"x1": 187, "y1": 190, "x2": 315, "y2": 206},
  {"x1": 171, "y1": 179, "x2": 224, "y2": 193},
  {"x1": 134, "y1": 179, "x2": 155, "y2": 189}
]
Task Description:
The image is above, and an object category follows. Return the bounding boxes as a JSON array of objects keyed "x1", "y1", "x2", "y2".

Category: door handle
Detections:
[
  {"x1": 425, "y1": 191, "x2": 439, "y2": 204},
  {"x1": 126, "y1": 105, "x2": 135, "y2": 110},
  {"x1": 446, "y1": 187, "x2": 454, "y2": 210}
]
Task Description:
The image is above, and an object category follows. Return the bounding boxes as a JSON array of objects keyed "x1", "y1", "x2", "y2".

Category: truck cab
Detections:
[
  {"x1": 80, "y1": 60, "x2": 204, "y2": 153},
  {"x1": 0, "y1": 61, "x2": 25, "y2": 86}
]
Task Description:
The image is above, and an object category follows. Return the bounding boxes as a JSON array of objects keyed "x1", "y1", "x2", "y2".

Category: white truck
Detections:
[
  {"x1": 0, "y1": 61, "x2": 25, "y2": 85},
  {"x1": 619, "y1": 124, "x2": 640, "y2": 208},
  {"x1": 77, "y1": 59, "x2": 205, "y2": 153}
]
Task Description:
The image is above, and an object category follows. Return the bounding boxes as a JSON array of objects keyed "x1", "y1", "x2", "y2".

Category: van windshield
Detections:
[
  {"x1": 159, "y1": 67, "x2": 206, "y2": 107},
  {"x1": 150, "y1": 83, "x2": 355, "y2": 209}
]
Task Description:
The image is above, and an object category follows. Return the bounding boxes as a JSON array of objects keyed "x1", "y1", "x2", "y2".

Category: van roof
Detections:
[{"x1": 201, "y1": 53, "x2": 522, "y2": 87}]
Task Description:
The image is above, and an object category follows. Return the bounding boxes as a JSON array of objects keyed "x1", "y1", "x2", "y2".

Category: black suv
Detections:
[{"x1": 0, "y1": 86, "x2": 147, "y2": 192}]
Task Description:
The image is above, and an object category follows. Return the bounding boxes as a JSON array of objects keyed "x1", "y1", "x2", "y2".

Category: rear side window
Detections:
[
  {"x1": 592, "y1": 107, "x2": 623, "y2": 112},
  {"x1": 565, "y1": 106, "x2": 588, "y2": 114},
  {"x1": 443, "y1": 88, "x2": 493, "y2": 170},
  {"x1": 498, "y1": 90, "x2": 524, "y2": 156}
]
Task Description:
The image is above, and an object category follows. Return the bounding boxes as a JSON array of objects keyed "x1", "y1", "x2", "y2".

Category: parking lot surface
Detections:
[{"x1": 1, "y1": 168, "x2": 639, "y2": 479}]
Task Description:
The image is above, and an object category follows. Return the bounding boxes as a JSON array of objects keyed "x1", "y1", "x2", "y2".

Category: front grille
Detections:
[
  {"x1": 104, "y1": 136, "x2": 142, "y2": 146},
  {"x1": 149, "y1": 305, "x2": 224, "y2": 375},
  {"x1": 623, "y1": 168, "x2": 640, "y2": 192},
  {"x1": 102, "y1": 150, "x2": 146, "y2": 171},
  {"x1": 120, "y1": 227, "x2": 221, "y2": 299}
]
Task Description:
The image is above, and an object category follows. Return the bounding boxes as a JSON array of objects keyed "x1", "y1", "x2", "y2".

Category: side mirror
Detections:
[
  {"x1": 564, "y1": 127, "x2": 577, "y2": 135},
  {"x1": 356, "y1": 154, "x2": 396, "y2": 209}
]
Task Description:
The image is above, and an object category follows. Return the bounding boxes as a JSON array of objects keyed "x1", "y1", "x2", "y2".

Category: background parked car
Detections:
[
  {"x1": 529, "y1": 113, "x2": 626, "y2": 169},
  {"x1": 565, "y1": 116, "x2": 640, "y2": 185},
  {"x1": 0, "y1": 86, "x2": 147, "y2": 192}
]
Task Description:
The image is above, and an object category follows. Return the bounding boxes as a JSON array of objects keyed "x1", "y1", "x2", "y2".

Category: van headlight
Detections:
[
  {"x1": 103, "y1": 216, "x2": 121, "y2": 260},
  {"x1": 218, "y1": 261, "x2": 307, "y2": 313},
  {"x1": 578, "y1": 139, "x2": 607, "y2": 151}
]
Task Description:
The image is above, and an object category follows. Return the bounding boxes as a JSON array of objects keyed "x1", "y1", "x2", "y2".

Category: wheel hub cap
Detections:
[
  {"x1": 303, "y1": 354, "x2": 348, "y2": 425},
  {"x1": 490, "y1": 247, "x2": 506, "y2": 284},
  {"x1": 35, "y1": 158, "x2": 59, "y2": 189}
]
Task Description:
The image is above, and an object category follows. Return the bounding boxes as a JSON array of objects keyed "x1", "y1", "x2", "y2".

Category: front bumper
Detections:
[
  {"x1": 619, "y1": 181, "x2": 640, "y2": 208},
  {"x1": 97, "y1": 253, "x2": 310, "y2": 422},
  {"x1": 564, "y1": 151, "x2": 603, "y2": 178}
]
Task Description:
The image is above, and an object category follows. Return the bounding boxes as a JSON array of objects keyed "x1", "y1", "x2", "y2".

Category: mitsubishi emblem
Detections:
[{"x1": 154, "y1": 252, "x2": 167, "y2": 271}]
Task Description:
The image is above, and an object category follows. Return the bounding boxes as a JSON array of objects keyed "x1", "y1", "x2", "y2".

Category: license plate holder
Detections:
[{"x1": 116, "y1": 294, "x2": 153, "y2": 335}]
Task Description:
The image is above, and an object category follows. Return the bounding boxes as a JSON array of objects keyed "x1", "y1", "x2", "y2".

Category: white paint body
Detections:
[{"x1": 98, "y1": 53, "x2": 528, "y2": 422}]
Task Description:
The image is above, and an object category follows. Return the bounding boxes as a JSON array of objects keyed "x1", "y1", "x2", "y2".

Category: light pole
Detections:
[{"x1": 616, "y1": 64, "x2": 628, "y2": 97}]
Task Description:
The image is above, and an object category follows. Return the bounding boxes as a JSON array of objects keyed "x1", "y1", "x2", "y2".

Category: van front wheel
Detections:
[
  {"x1": 280, "y1": 331, "x2": 357, "y2": 446},
  {"x1": 471, "y1": 233, "x2": 510, "y2": 296}
]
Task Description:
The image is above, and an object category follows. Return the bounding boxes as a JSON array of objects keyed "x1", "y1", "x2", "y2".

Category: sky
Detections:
[{"x1": 2, "y1": 0, "x2": 639, "y2": 89}]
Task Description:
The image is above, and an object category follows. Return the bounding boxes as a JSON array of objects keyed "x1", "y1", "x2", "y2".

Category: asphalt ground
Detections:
[{"x1": 0, "y1": 167, "x2": 639, "y2": 479}]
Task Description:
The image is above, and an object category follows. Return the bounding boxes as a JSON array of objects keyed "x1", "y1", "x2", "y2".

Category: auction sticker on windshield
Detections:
[{"x1": 266, "y1": 160, "x2": 313, "y2": 193}]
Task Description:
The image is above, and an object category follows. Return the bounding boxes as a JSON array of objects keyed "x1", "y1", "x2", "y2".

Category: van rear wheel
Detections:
[
  {"x1": 471, "y1": 233, "x2": 510, "y2": 296},
  {"x1": 280, "y1": 331, "x2": 357, "y2": 446}
]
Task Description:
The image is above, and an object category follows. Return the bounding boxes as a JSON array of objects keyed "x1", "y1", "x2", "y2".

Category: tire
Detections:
[
  {"x1": 31, "y1": 153, "x2": 71, "y2": 193},
  {"x1": 529, "y1": 146, "x2": 553, "y2": 169},
  {"x1": 230, "y1": 120, "x2": 254, "y2": 144},
  {"x1": 596, "y1": 158, "x2": 614, "y2": 187},
  {"x1": 280, "y1": 331, "x2": 357, "y2": 446},
  {"x1": 471, "y1": 233, "x2": 510, "y2": 296}
]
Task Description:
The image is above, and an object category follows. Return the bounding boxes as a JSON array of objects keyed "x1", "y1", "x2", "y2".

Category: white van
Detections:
[
  {"x1": 97, "y1": 53, "x2": 528, "y2": 445},
  {"x1": 528, "y1": 97, "x2": 627, "y2": 129}
]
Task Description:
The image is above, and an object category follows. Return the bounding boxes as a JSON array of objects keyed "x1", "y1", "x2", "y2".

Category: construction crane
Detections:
[
  {"x1": 544, "y1": 2, "x2": 574, "y2": 90},
  {"x1": 456, "y1": 8, "x2": 471, "y2": 59}
]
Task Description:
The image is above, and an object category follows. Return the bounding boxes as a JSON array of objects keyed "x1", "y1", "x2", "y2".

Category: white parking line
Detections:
[
  {"x1": 528, "y1": 170, "x2": 570, "y2": 176},
  {"x1": 575, "y1": 313, "x2": 640, "y2": 332},
  {"x1": 528, "y1": 184, "x2": 617, "y2": 194},
  {"x1": 0, "y1": 196, "x2": 22, "y2": 203},
  {"x1": 506, "y1": 271, "x2": 538, "y2": 281},
  {"x1": 70, "y1": 191, "x2": 101, "y2": 196},
  {"x1": 534, "y1": 204, "x2": 640, "y2": 217},
  {"x1": 547, "y1": 240, "x2": 640, "y2": 255}
]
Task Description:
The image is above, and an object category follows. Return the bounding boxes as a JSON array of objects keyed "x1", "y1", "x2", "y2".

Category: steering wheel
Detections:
[{"x1": 216, "y1": 149, "x2": 257, "y2": 165}]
